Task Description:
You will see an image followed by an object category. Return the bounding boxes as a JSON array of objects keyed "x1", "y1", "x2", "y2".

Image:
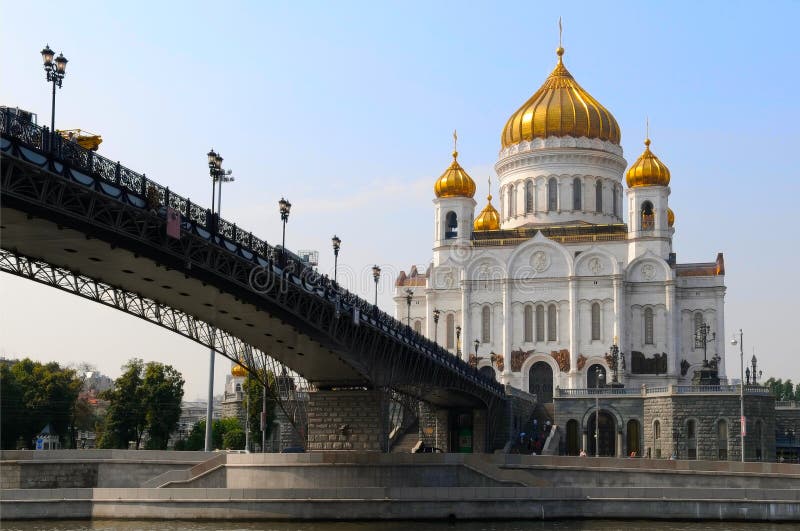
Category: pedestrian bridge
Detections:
[{"x1": 0, "y1": 109, "x2": 507, "y2": 449}]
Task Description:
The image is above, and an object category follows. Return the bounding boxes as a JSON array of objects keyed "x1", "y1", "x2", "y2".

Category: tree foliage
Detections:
[
  {"x1": 0, "y1": 359, "x2": 81, "y2": 449},
  {"x1": 182, "y1": 417, "x2": 243, "y2": 450},
  {"x1": 98, "y1": 358, "x2": 184, "y2": 449},
  {"x1": 764, "y1": 377, "x2": 798, "y2": 401}
]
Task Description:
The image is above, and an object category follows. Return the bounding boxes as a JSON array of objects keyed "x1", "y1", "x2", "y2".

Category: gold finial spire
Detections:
[
  {"x1": 487, "y1": 176, "x2": 492, "y2": 200},
  {"x1": 452, "y1": 129, "x2": 458, "y2": 159},
  {"x1": 645, "y1": 117, "x2": 651, "y2": 147},
  {"x1": 556, "y1": 17, "x2": 564, "y2": 61}
]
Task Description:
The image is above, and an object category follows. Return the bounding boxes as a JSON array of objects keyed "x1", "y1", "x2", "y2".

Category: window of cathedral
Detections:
[
  {"x1": 525, "y1": 180, "x2": 534, "y2": 213},
  {"x1": 547, "y1": 304, "x2": 557, "y2": 341},
  {"x1": 414, "y1": 320, "x2": 422, "y2": 334},
  {"x1": 587, "y1": 364, "x2": 605, "y2": 388},
  {"x1": 446, "y1": 313, "x2": 455, "y2": 349},
  {"x1": 507, "y1": 186, "x2": 513, "y2": 219},
  {"x1": 591, "y1": 302, "x2": 601, "y2": 341},
  {"x1": 644, "y1": 307, "x2": 654, "y2": 345},
  {"x1": 573, "y1": 177, "x2": 582, "y2": 211},
  {"x1": 536, "y1": 305, "x2": 545, "y2": 342},
  {"x1": 445, "y1": 211, "x2": 458, "y2": 239},
  {"x1": 481, "y1": 306, "x2": 491, "y2": 343},
  {"x1": 524, "y1": 305, "x2": 533, "y2": 343},
  {"x1": 595, "y1": 180, "x2": 603, "y2": 213},
  {"x1": 613, "y1": 185, "x2": 620, "y2": 218},
  {"x1": 640, "y1": 201, "x2": 655, "y2": 231},
  {"x1": 547, "y1": 178, "x2": 558, "y2": 211},
  {"x1": 717, "y1": 419, "x2": 728, "y2": 460}
]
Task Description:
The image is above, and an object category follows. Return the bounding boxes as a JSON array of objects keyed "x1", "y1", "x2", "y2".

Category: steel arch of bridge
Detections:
[{"x1": 0, "y1": 109, "x2": 506, "y2": 437}]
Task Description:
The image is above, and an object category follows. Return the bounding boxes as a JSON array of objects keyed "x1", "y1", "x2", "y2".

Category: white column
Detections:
[
  {"x1": 502, "y1": 281, "x2": 512, "y2": 382},
  {"x1": 568, "y1": 278, "x2": 578, "y2": 386},
  {"x1": 665, "y1": 282, "x2": 676, "y2": 376},
  {"x1": 426, "y1": 292, "x2": 434, "y2": 340}
]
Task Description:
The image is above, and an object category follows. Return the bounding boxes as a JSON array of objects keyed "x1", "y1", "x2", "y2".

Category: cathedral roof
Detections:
[
  {"x1": 626, "y1": 137, "x2": 671, "y2": 188},
  {"x1": 231, "y1": 361, "x2": 247, "y2": 378},
  {"x1": 473, "y1": 194, "x2": 500, "y2": 231},
  {"x1": 500, "y1": 47, "x2": 621, "y2": 149},
  {"x1": 433, "y1": 150, "x2": 476, "y2": 199}
]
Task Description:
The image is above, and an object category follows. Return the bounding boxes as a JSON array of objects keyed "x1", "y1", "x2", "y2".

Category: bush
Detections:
[{"x1": 223, "y1": 429, "x2": 245, "y2": 450}]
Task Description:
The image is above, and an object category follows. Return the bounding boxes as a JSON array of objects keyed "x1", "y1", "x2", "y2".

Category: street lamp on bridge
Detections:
[
  {"x1": 474, "y1": 338, "x2": 480, "y2": 363},
  {"x1": 404, "y1": 288, "x2": 413, "y2": 327},
  {"x1": 456, "y1": 325, "x2": 461, "y2": 359},
  {"x1": 371, "y1": 265, "x2": 381, "y2": 306},
  {"x1": 279, "y1": 197, "x2": 292, "y2": 260},
  {"x1": 40, "y1": 44, "x2": 68, "y2": 136},
  {"x1": 331, "y1": 235, "x2": 341, "y2": 285},
  {"x1": 206, "y1": 149, "x2": 234, "y2": 222},
  {"x1": 432, "y1": 309, "x2": 441, "y2": 344}
]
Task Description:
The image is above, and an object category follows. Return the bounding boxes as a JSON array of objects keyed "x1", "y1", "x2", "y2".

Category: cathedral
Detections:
[{"x1": 395, "y1": 43, "x2": 727, "y2": 396}]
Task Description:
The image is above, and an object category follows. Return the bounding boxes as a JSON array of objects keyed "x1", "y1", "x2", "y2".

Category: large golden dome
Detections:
[
  {"x1": 434, "y1": 150, "x2": 476, "y2": 198},
  {"x1": 473, "y1": 194, "x2": 500, "y2": 231},
  {"x1": 626, "y1": 138, "x2": 671, "y2": 188},
  {"x1": 501, "y1": 47, "x2": 621, "y2": 149},
  {"x1": 231, "y1": 362, "x2": 247, "y2": 378}
]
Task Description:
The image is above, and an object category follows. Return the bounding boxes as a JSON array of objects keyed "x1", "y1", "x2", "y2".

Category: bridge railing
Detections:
[{"x1": 0, "y1": 108, "x2": 504, "y2": 397}]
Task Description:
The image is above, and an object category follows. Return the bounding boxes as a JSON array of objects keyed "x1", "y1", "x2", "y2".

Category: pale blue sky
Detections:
[{"x1": 1, "y1": 1, "x2": 798, "y2": 398}]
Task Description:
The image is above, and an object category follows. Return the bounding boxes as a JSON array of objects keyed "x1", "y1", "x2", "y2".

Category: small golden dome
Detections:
[
  {"x1": 434, "y1": 150, "x2": 476, "y2": 198},
  {"x1": 626, "y1": 138, "x2": 671, "y2": 188},
  {"x1": 667, "y1": 207, "x2": 675, "y2": 227},
  {"x1": 231, "y1": 362, "x2": 247, "y2": 378},
  {"x1": 474, "y1": 194, "x2": 500, "y2": 231},
  {"x1": 501, "y1": 47, "x2": 621, "y2": 148}
]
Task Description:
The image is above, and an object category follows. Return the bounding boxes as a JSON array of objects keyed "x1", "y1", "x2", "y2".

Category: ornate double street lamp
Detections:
[
  {"x1": 372, "y1": 265, "x2": 381, "y2": 306},
  {"x1": 207, "y1": 149, "x2": 234, "y2": 222},
  {"x1": 608, "y1": 343, "x2": 621, "y2": 385},
  {"x1": 278, "y1": 198, "x2": 292, "y2": 259},
  {"x1": 695, "y1": 321, "x2": 716, "y2": 367},
  {"x1": 456, "y1": 325, "x2": 462, "y2": 359},
  {"x1": 331, "y1": 235, "x2": 341, "y2": 284},
  {"x1": 40, "y1": 44, "x2": 68, "y2": 135},
  {"x1": 432, "y1": 309, "x2": 441, "y2": 344},
  {"x1": 594, "y1": 366, "x2": 604, "y2": 457},
  {"x1": 731, "y1": 329, "x2": 746, "y2": 462},
  {"x1": 474, "y1": 339, "x2": 480, "y2": 366},
  {"x1": 404, "y1": 288, "x2": 413, "y2": 327}
]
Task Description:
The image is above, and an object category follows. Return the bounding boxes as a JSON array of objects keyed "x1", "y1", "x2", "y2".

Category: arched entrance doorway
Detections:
[
  {"x1": 479, "y1": 366, "x2": 496, "y2": 381},
  {"x1": 529, "y1": 362, "x2": 554, "y2": 403},
  {"x1": 566, "y1": 419, "x2": 580, "y2": 456},
  {"x1": 588, "y1": 411, "x2": 616, "y2": 456},
  {"x1": 587, "y1": 364, "x2": 606, "y2": 388},
  {"x1": 626, "y1": 419, "x2": 641, "y2": 457}
]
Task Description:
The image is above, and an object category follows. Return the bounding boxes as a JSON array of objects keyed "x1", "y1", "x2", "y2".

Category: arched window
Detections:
[
  {"x1": 653, "y1": 419, "x2": 662, "y2": 458},
  {"x1": 591, "y1": 302, "x2": 601, "y2": 341},
  {"x1": 644, "y1": 307, "x2": 654, "y2": 345},
  {"x1": 235, "y1": 383, "x2": 242, "y2": 392},
  {"x1": 694, "y1": 312, "x2": 705, "y2": 349},
  {"x1": 613, "y1": 185, "x2": 619, "y2": 217},
  {"x1": 547, "y1": 178, "x2": 558, "y2": 211},
  {"x1": 507, "y1": 186, "x2": 514, "y2": 219},
  {"x1": 717, "y1": 419, "x2": 728, "y2": 460},
  {"x1": 445, "y1": 211, "x2": 458, "y2": 239},
  {"x1": 446, "y1": 313, "x2": 455, "y2": 349},
  {"x1": 535, "y1": 305, "x2": 545, "y2": 342},
  {"x1": 525, "y1": 180, "x2": 534, "y2": 213},
  {"x1": 512, "y1": 185, "x2": 517, "y2": 217},
  {"x1": 547, "y1": 304, "x2": 557, "y2": 341},
  {"x1": 481, "y1": 306, "x2": 491, "y2": 343},
  {"x1": 573, "y1": 177, "x2": 582, "y2": 210},
  {"x1": 413, "y1": 320, "x2": 422, "y2": 334},
  {"x1": 687, "y1": 419, "x2": 697, "y2": 459},
  {"x1": 524, "y1": 305, "x2": 533, "y2": 343},
  {"x1": 595, "y1": 181, "x2": 603, "y2": 213},
  {"x1": 587, "y1": 364, "x2": 606, "y2": 388},
  {"x1": 640, "y1": 201, "x2": 654, "y2": 231}
]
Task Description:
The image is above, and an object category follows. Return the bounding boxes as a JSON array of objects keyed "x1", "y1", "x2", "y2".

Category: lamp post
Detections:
[
  {"x1": 456, "y1": 326, "x2": 462, "y2": 359},
  {"x1": 432, "y1": 309, "x2": 441, "y2": 344},
  {"x1": 595, "y1": 366, "x2": 604, "y2": 457},
  {"x1": 278, "y1": 198, "x2": 291, "y2": 260},
  {"x1": 404, "y1": 289, "x2": 413, "y2": 327},
  {"x1": 40, "y1": 45, "x2": 68, "y2": 136},
  {"x1": 372, "y1": 265, "x2": 381, "y2": 306},
  {"x1": 474, "y1": 339, "x2": 480, "y2": 366},
  {"x1": 694, "y1": 321, "x2": 716, "y2": 366},
  {"x1": 731, "y1": 330, "x2": 745, "y2": 462},
  {"x1": 331, "y1": 235, "x2": 341, "y2": 284},
  {"x1": 207, "y1": 149, "x2": 234, "y2": 222},
  {"x1": 609, "y1": 343, "x2": 620, "y2": 384}
]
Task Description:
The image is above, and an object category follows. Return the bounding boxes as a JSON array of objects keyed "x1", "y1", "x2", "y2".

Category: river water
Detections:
[{"x1": 2, "y1": 521, "x2": 794, "y2": 530}]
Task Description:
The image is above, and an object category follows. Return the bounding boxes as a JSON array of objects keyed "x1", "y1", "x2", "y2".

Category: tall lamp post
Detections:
[
  {"x1": 278, "y1": 198, "x2": 292, "y2": 259},
  {"x1": 456, "y1": 326, "x2": 462, "y2": 359},
  {"x1": 371, "y1": 265, "x2": 381, "y2": 306},
  {"x1": 40, "y1": 45, "x2": 68, "y2": 135},
  {"x1": 608, "y1": 343, "x2": 621, "y2": 385},
  {"x1": 432, "y1": 309, "x2": 441, "y2": 344},
  {"x1": 207, "y1": 149, "x2": 233, "y2": 221},
  {"x1": 331, "y1": 235, "x2": 341, "y2": 284},
  {"x1": 404, "y1": 289, "x2": 413, "y2": 327},
  {"x1": 474, "y1": 339, "x2": 480, "y2": 366},
  {"x1": 695, "y1": 321, "x2": 716, "y2": 367},
  {"x1": 731, "y1": 330, "x2": 745, "y2": 462},
  {"x1": 595, "y1": 366, "x2": 604, "y2": 457}
]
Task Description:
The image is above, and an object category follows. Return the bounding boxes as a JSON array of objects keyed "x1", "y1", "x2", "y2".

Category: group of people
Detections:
[{"x1": 517, "y1": 419, "x2": 552, "y2": 455}]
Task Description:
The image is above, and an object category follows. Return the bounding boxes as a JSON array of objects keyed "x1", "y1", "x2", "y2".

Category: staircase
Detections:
[{"x1": 390, "y1": 419, "x2": 420, "y2": 453}]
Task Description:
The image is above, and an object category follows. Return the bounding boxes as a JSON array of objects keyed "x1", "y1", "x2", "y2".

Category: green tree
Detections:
[
  {"x1": 182, "y1": 417, "x2": 242, "y2": 451},
  {"x1": 142, "y1": 363, "x2": 184, "y2": 450},
  {"x1": 243, "y1": 371, "x2": 276, "y2": 450},
  {"x1": 98, "y1": 359, "x2": 184, "y2": 449},
  {"x1": 223, "y1": 429, "x2": 245, "y2": 450},
  {"x1": 0, "y1": 359, "x2": 81, "y2": 449}
]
